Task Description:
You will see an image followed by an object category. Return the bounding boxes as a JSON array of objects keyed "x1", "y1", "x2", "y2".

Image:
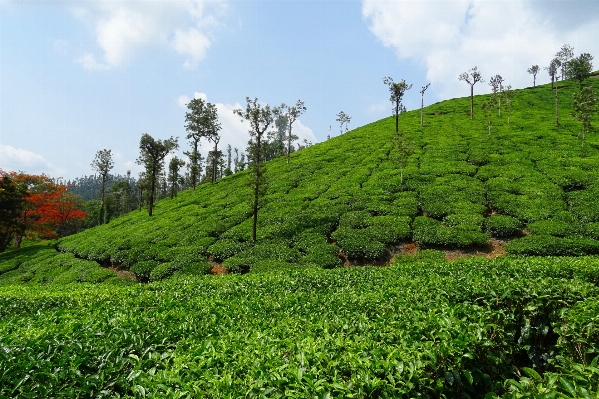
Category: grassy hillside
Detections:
[
  {"x1": 1, "y1": 78, "x2": 599, "y2": 397},
  {"x1": 3, "y1": 77, "x2": 599, "y2": 284}
]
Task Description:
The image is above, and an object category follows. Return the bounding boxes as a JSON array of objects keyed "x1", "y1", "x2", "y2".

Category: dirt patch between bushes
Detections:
[
  {"x1": 210, "y1": 264, "x2": 228, "y2": 275},
  {"x1": 107, "y1": 266, "x2": 137, "y2": 281}
]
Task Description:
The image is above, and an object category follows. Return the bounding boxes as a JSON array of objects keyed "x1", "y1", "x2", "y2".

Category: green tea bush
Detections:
[
  {"x1": 506, "y1": 235, "x2": 599, "y2": 256},
  {"x1": 526, "y1": 220, "x2": 575, "y2": 237},
  {"x1": 413, "y1": 216, "x2": 489, "y2": 248},
  {"x1": 331, "y1": 228, "x2": 386, "y2": 260},
  {"x1": 443, "y1": 213, "x2": 485, "y2": 228},
  {"x1": 585, "y1": 222, "x2": 599, "y2": 240},
  {"x1": 300, "y1": 244, "x2": 342, "y2": 269},
  {"x1": 485, "y1": 215, "x2": 522, "y2": 237},
  {"x1": 130, "y1": 260, "x2": 159, "y2": 282},
  {"x1": 338, "y1": 210, "x2": 372, "y2": 229},
  {"x1": 207, "y1": 239, "x2": 251, "y2": 261},
  {"x1": 149, "y1": 262, "x2": 182, "y2": 281}
]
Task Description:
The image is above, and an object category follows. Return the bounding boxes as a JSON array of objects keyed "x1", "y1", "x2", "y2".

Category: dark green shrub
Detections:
[
  {"x1": 207, "y1": 240, "x2": 251, "y2": 262},
  {"x1": 293, "y1": 232, "x2": 328, "y2": 253},
  {"x1": 485, "y1": 215, "x2": 521, "y2": 237},
  {"x1": 413, "y1": 216, "x2": 488, "y2": 248},
  {"x1": 364, "y1": 216, "x2": 411, "y2": 244},
  {"x1": 585, "y1": 223, "x2": 599, "y2": 240},
  {"x1": 300, "y1": 244, "x2": 342, "y2": 269},
  {"x1": 222, "y1": 256, "x2": 253, "y2": 274},
  {"x1": 150, "y1": 262, "x2": 183, "y2": 281},
  {"x1": 526, "y1": 220, "x2": 575, "y2": 237},
  {"x1": 130, "y1": 260, "x2": 159, "y2": 282},
  {"x1": 506, "y1": 235, "x2": 599, "y2": 256},
  {"x1": 250, "y1": 260, "x2": 302, "y2": 274},
  {"x1": 174, "y1": 261, "x2": 212, "y2": 277},
  {"x1": 338, "y1": 211, "x2": 372, "y2": 229}
]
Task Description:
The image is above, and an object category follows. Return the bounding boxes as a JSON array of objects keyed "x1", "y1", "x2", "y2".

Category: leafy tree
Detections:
[
  {"x1": 168, "y1": 156, "x2": 185, "y2": 199},
  {"x1": 0, "y1": 170, "x2": 27, "y2": 252},
  {"x1": 545, "y1": 58, "x2": 561, "y2": 89},
  {"x1": 383, "y1": 77, "x2": 412, "y2": 134},
  {"x1": 336, "y1": 111, "x2": 351, "y2": 134},
  {"x1": 185, "y1": 98, "x2": 219, "y2": 189},
  {"x1": 420, "y1": 83, "x2": 430, "y2": 127},
  {"x1": 527, "y1": 65, "x2": 540, "y2": 87},
  {"x1": 234, "y1": 97, "x2": 274, "y2": 242},
  {"x1": 566, "y1": 53, "x2": 594, "y2": 88},
  {"x1": 224, "y1": 144, "x2": 233, "y2": 176},
  {"x1": 90, "y1": 149, "x2": 114, "y2": 225},
  {"x1": 135, "y1": 172, "x2": 150, "y2": 212},
  {"x1": 489, "y1": 75, "x2": 504, "y2": 116},
  {"x1": 556, "y1": 44, "x2": 574, "y2": 81},
  {"x1": 136, "y1": 133, "x2": 178, "y2": 216},
  {"x1": 458, "y1": 67, "x2": 484, "y2": 120},
  {"x1": 111, "y1": 180, "x2": 135, "y2": 217},
  {"x1": 278, "y1": 100, "x2": 306, "y2": 164},
  {"x1": 572, "y1": 85, "x2": 598, "y2": 147}
]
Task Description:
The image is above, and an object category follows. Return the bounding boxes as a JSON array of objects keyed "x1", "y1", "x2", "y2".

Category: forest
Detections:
[{"x1": 0, "y1": 45, "x2": 598, "y2": 397}]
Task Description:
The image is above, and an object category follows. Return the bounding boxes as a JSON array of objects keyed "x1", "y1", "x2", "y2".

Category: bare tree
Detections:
[
  {"x1": 336, "y1": 111, "x2": 351, "y2": 134},
  {"x1": 527, "y1": 65, "x2": 539, "y2": 87},
  {"x1": 420, "y1": 83, "x2": 430, "y2": 127},
  {"x1": 234, "y1": 97, "x2": 274, "y2": 242},
  {"x1": 383, "y1": 77, "x2": 412, "y2": 134},
  {"x1": 502, "y1": 85, "x2": 515, "y2": 125},
  {"x1": 489, "y1": 75, "x2": 504, "y2": 116},
  {"x1": 458, "y1": 67, "x2": 484, "y2": 120},
  {"x1": 90, "y1": 149, "x2": 114, "y2": 225}
]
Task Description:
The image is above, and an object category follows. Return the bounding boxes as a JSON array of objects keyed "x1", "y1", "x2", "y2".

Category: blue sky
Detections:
[{"x1": 1, "y1": 0, "x2": 598, "y2": 180}]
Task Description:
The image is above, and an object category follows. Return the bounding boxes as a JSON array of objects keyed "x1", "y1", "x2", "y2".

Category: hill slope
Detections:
[{"x1": 2, "y1": 77, "x2": 599, "y2": 283}]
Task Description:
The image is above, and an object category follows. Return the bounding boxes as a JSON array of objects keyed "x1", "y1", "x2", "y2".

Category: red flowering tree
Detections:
[{"x1": 0, "y1": 170, "x2": 87, "y2": 250}]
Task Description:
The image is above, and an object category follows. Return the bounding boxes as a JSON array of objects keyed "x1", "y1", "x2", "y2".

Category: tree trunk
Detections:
[
  {"x1": 555, "y1": 86, "x2": 559, "y2": 127},
  {"x1": 192, "y1": 141, "x2": 198, "y2": 189},
  {"x1": 99, "y1": 174, "x2": 106, "y2": 225},
  {"x1": 395, "y1": 102, "x2": 399, "y2": 135},
  {"x1": 498, "y1": 93, "x2": 501, "y2": 117},
  {"x1": 149, "y1": 166, "x2": 156, "y2": 216},
  {"x1": 420, "y1": 93, "x2": 424, "y2": 127},
  {"x1": 533, "y1": 75, "x2": 536, "y2": 87},
  {"x1": 470, "y1": 85, "x2": 474, "y2": 120},
  {"x1": 286, "y1": 124, "x2": 292, "y2": 164},
  {"x1": 212, "y1": 141, "x2": 218, "y2": 183},
  {"x1": 252, "y1": 136, "x2": 262, "y2": 243}
]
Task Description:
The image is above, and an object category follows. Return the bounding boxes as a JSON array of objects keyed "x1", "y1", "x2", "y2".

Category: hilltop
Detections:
[{"x1": 1, "y1": 77, "x2": 599, "y2": 284}]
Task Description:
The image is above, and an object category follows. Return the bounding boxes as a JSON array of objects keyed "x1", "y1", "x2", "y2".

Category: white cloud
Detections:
[
  {"x1": 176, "y1": 93, "x2": 317, "y2": 157},
  {"x1": 363, "y1": 0, "x2": 599, "y2": 101},
  {"x1": 68, "y1": 0, "x2": 224, "y2": 70},
  {"x1": 0, "y1": 144, "x2": 65, "y2": 177}
]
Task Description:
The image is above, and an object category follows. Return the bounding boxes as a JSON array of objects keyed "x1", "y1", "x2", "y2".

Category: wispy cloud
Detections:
[
  {"x1": 66, "y1": 0, "x2": 225, "y2": 70},
  {"x1": 0, "y1": 144, "x2": 65, "y2": 177}
]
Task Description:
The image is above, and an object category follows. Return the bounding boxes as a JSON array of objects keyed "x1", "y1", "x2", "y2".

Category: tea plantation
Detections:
[{"x1": 1, "y1": 77, "x2": 599, "y2": 397}]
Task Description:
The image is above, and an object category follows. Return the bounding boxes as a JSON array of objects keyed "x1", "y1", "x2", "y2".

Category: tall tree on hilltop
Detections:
[
  {"x1": 527, "y1": 65, "x2": 540, "y2": 87},
  {"x1": 459, "y1": 67, "x2": 484, "y2": 120},
  {"x1": 383, "y1": 77, "x2": 412, "y2": 134},
  {"x1": 566, "y1": 53, "x2": 594, "y2": 88},
  {"x1": 208, "y1": 134, "x2": 222, "y2": 183},
  {"x1": 572, "y1": 85, "x2": 598, "y2": 147},
  {"x1": 136, "y1": 133, "x2": 178, "y2": 216},
  {"x1": 489, "y1": 75, "x2": 504, "y2": 116},
  {"x1": 168, "y1": 156, "x2": 185, "y2": 199},
  {"x1": 420, "y1": 83, "x2": 430, "y2": 127},
  {"x1": 185, "y1": 98, "x2": 219, "y2": 189},
  {"x1": 545, "y1": 58, "x2": 561, "y2": 89},
  {"x1": 280, "y1": 100, "x2": 306, "y2": 164},
  {"x1": 556, "y1": 44, "x2": 574, "y2": 81},
  {"x1": 90, "y1": 149, "x2": 114, "y2": 225},
  {"x1": 234, "y1": 97, "x2": 274, "y2": 242},
  {"x1": 336, "y1": 111, "x2": 351, "y2": 134}
]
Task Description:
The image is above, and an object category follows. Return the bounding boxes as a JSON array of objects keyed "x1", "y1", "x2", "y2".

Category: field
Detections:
[
  {"x1": 1, "y1": 77, "x2": 599, "y2": 397},
  {"x1": 1, "y1": 256, "x2": 599, "y2": 398}
]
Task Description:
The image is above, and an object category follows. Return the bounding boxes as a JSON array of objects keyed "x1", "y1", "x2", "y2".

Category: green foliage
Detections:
[
  {"x1": 413, "y1": 216, "x2": 489, "y2": 248},
  {"x1": 506, "y1": 235, "x2": 599, "y2": 256},
  {"x1": 130, "y1": 260, "x2": 159, "y2": 282},
  {"x1": 2, "y1": 257, "x2": 599, "y2": 397},
  {"x1": 485, "y1": 215, "x2": 522, "y2": 237}
]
